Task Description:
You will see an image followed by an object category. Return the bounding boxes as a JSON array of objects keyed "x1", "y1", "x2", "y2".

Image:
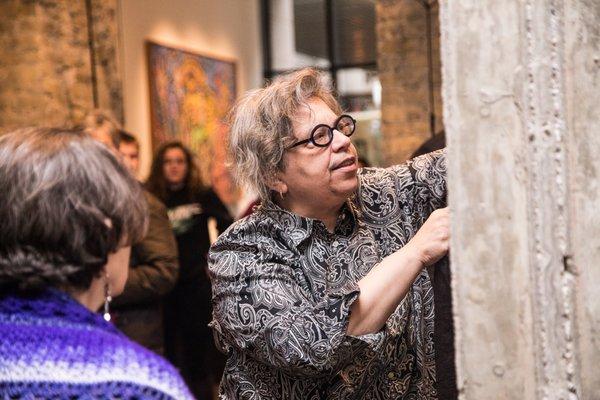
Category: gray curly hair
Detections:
[
  {"x1": 228, "y1": 68, "x2": 342, "y2": 201},
  {"x1": 0, "y1": 127, "x2": 148, "y2": 292}
]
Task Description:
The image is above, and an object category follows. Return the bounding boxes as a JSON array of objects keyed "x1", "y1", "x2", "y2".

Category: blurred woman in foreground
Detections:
[{"x1": 0, "y1": 127, "x2": 193, "y2": 399}]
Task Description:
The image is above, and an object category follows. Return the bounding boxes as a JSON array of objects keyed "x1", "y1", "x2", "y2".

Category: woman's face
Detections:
[
  {"x1": 163, "y1": 147, "x2": 188, "y2": 186},
  {"x1": 277, "y1": 97, "x2": 358, "y2": 212}
]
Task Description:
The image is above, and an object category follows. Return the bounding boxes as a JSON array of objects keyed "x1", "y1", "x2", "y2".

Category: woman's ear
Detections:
[{"x1": 266, "y1": 173, "x2": 288, "y2": 196}]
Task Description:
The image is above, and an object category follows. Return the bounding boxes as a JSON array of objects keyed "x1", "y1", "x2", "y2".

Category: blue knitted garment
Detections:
[{"x1": 0, "y1": 289, "x2": 194, "y2": 399}]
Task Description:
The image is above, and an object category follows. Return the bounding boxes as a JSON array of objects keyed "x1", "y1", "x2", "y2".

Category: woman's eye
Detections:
[{"x1": 313, "y1": 128, "x2": 330, "y2": 145}]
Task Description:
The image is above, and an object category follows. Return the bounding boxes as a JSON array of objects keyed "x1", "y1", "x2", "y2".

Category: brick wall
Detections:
[
  {"x1": 376, "y1": 0, "x2": 442, "y2": 165},
  {"x1": 0, "y1": 0, "x2": 122, "y2": 133}
]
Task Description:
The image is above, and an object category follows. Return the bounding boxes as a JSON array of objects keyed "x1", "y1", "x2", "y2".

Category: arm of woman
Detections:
[
  {"x1": 209, "y1": 238, "x2": 385, "y2": 378},
  {"x1": 347, "y1": 207, "x2": 450, "y2": 336},
  {"x1": 406, "y1": 148, "x2": 447, "y2": 208},
  {"x1": 209, "y1": 207, "x2": 448, "y2": 376}
]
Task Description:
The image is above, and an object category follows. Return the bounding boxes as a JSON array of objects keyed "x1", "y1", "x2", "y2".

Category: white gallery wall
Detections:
[{"x1": 118, "y1": 0, "x2": 263, "y2": 178}]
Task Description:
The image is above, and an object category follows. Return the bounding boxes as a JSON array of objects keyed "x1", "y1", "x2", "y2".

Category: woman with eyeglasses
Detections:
[{"x1": 209, "y1": 68, "x2": 450, "y2": 399}]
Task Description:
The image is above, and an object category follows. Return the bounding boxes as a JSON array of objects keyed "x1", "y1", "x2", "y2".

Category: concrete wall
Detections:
[
  {"x1": 119, "y1": 0, "x2": 262, "y2": 178},
  {"x1": 564, "y1": 0, "x2": 600, "y2": 396},
  {"x1": 441, "y1": 0, "x2": 600, "y2": 398}
]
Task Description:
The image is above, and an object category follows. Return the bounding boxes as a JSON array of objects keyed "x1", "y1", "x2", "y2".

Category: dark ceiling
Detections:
[{"x1": 293, "y1": 0, "x2": 376, "y2": 66}]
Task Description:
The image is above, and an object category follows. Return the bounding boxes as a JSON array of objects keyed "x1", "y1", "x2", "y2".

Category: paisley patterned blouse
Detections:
[{"x1": 208, "y1": 150, "x2": 447, "y2": 399}]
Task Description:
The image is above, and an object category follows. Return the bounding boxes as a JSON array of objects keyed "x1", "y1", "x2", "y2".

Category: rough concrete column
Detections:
[
  {"x1": 376, "y1": 0, "x2": 442, "y2": 165},
  {"x1": 564, "y1": 1, "x2": 600, "y2": 397},
  {"x1": 441, "y1": 0, "x2": 600, "y2": 398}
]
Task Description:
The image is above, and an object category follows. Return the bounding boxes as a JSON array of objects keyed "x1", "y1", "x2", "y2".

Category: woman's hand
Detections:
[
  {"x1": 404, "y1": 207, "x2": 450, "y2": 267},
  {"x1": 348, "y1": 207, "x2": 450, "y2": 336}
]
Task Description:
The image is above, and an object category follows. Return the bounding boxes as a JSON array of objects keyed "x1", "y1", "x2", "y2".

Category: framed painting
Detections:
[{"x1": 146, "y1": 40, "x2": 239, "y2": 207}]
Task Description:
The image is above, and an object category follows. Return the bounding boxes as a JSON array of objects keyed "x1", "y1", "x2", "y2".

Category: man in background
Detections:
[
  {"x1": 118, "y1": 130, "x2": 141, "y2": 176},
  {"x1": 84, "y1": 111, "x2": 179, "y2": 355}
]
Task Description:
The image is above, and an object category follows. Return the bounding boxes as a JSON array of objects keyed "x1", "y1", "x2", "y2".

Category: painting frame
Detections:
[{"x1": 146, "y1": 40, "x2": 238, "y2": 207}]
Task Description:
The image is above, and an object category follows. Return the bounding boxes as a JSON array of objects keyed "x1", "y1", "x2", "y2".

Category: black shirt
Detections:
[{"x1": 164, "y1": 187, "x2": 232, "y2": 282}]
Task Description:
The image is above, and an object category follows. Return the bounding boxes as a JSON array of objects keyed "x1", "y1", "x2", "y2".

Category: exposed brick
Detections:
[
  {"x1": 376, "y1": 0, "x2": 443, "y2": 165},
  {"x1": 0, "y1": 0, "x2": 121, "y2": 133}
]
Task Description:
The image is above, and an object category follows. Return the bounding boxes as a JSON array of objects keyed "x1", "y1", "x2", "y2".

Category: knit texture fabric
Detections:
[{"x1": 0, "y1": 289, "x2": 194, "y2": 399}]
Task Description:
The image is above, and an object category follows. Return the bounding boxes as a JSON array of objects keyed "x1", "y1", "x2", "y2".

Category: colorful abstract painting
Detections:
[{"x1": 147, "y1": 41, "x2": 238, "y2": 206}]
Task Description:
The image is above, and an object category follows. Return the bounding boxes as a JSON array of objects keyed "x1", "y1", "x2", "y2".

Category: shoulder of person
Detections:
[
  {"x1": 357, "y1": 149, "x2": 446, "y2": 190},
  {"x1": 143, "y1": 189, "x2": 168, "y2": 213},
  {"x1": 210, "y1": 208, "x2": 290, "y2": 254},
  {"x1": 212, "y1": 208, "x2": 265, "y2": 241},
  {"x1": 103, "y1": 334, "x2": 193, "y2": 399},
  {"x1": 406, "y1": 148, "x2": 446, "y2": 172},
  {"x1": 357, "y1": 165, "x2": 411, "y2": 194}
]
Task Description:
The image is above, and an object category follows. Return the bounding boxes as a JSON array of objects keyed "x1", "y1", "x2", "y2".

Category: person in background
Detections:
[
  {"x1": 412, "y1": 130, "x2": 446, "y2": 158},
  {"x1": 83, "y1": 109, "x2": 121, "y2": 148},
  {"x1": 107, "y1": 129, "x2": 180, "y2": 355},
  {"x1": 410, "y1": 128, "x2": 456, "y2": 399},
  {"x1": 118, "y1": 129, "x2": 141, "y2": 175},
  {"x1": 357, "y1": 156, "x2": 372, "y2": 168},
  {"x1": 0, "y1": 127, "x2": 193, "y2": 399},
  {"x1": 83, "y1": 113, "x2": 180, "y2": 354},
  {"x1": 146, "y1": 141, "x2": 233, "y2": 399}
]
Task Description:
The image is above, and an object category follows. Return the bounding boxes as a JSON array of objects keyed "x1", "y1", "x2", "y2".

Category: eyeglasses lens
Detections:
[
  {"x1": 312, "y1": 126, "x2": 332, "y2": 146},
  {"x1": 337, "y1": 116, "x2": 355, "y2": 136}
]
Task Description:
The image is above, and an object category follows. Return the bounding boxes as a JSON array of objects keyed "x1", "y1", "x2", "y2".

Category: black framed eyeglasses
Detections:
[{"x1": 287, "y1": 114, "x2": 357, "y2": 149}]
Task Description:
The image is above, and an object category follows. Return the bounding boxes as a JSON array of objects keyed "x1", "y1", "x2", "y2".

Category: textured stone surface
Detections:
[
  {"x1": 564, "y1": 0, "x2": 600, "y2": 397},
  {"x1": 441, "y1": 0, "x2": 600, "y2": 398},
  {"x1": 376, "y1": 0, "x2": 443, "y2": 165},
  {"x1": 0, "y1": 0, "x2": 121, "y2": 132},
  {"x1": 88, "y1": 0, "x2": 123, "y2": 123}
]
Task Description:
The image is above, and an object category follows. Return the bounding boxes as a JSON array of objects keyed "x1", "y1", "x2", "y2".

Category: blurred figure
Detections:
[
  {"x1": 411, "y1": 128, "x2": 455, "y2": 400},
  {"x1": 146, "y1": 141, "x2": 232, "y2": 400},
  {"x1": 109, "y1": 130, "x2": 180, "y2": 355},
  {"x1": 83, "y1": 109, "x2": 121, "y2": 148},
  {"x1": 357, "y1": 156, "x2": 372, "y2": 168},
  {"x1": 118, "y1": 130, "x2": 141, "y2": 175},
  {"x1": 0, "y1": 127, "x2": 193, "y2": 399},
  {"x1": 412, "y1": 130, "x2": 446, "y2": 158}
]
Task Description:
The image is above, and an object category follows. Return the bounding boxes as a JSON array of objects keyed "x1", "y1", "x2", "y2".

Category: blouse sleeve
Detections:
[
  {"x1": 208, "y1": 236, "x2": 386, "y2": 378},
  {"x1": 410, "y1": 148, "x2": 447, "y2": 207},
  {"x1": 390, "y1": 148, "x2": 447, "y2": 210}
]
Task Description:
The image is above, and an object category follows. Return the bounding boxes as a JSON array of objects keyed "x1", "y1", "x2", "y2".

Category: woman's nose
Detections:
[{"x1": 330, "y1": 129, "x2": 351, "y2": 152}]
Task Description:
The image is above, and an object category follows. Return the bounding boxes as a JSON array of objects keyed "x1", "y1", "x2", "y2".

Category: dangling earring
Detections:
[{"x1": 103, "y1": 275, "x2": 112, "y2": 322}]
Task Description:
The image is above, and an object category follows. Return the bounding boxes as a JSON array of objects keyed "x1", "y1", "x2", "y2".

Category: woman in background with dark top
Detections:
[{"x1": 146, "y1": 141, "x2": 233, "y2": 399}]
